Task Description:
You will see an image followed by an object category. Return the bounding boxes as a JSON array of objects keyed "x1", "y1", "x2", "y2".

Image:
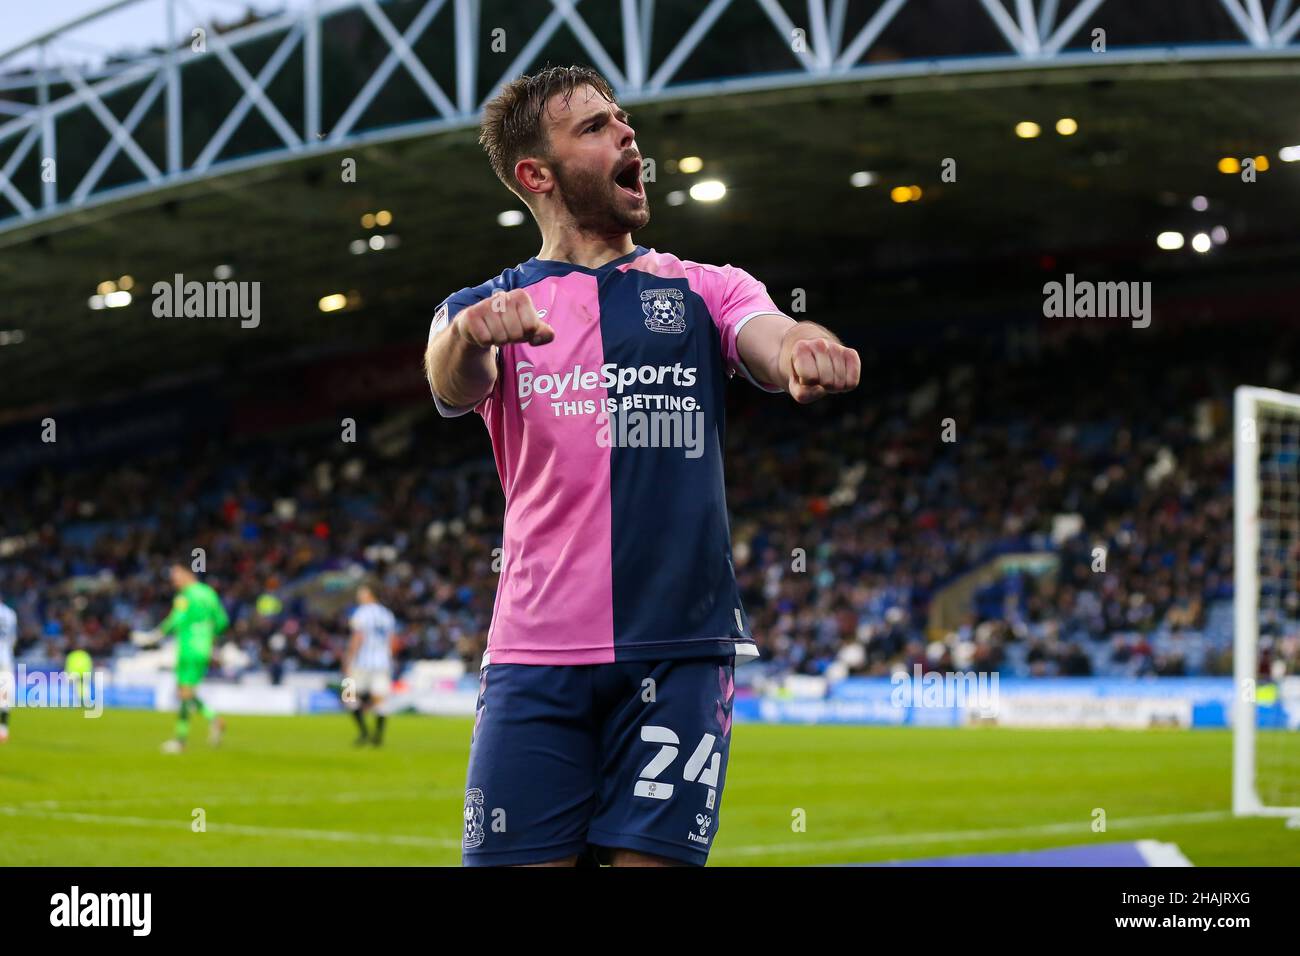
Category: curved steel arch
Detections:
[{"x1": 1, "y1": 0, "x2": 1299, "y2": 235}]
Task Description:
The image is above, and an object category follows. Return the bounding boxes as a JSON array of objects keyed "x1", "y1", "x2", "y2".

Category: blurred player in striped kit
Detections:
[
  {"x1": 345, "y1": 585, "x2": 397, "y2": 747},
  {"x1": 0, "y1": 598, "x2": 16, "y2": 743}
]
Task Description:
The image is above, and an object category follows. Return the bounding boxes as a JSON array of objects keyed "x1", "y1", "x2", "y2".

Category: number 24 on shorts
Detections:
[{"x1": 634, "y1": 725, "x2": 721, "y2": 800}]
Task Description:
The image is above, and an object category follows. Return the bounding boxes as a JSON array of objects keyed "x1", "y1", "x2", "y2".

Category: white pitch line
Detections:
[
  {"x1": 1, "y1": 804, "x2": 1237, "y2": 861},
  {"x1": 6, "y1": 788, "x2": 460, "y2": 811},
  {"x1": 0, "y1": 806, "x2": 461, "y2": 849},
  {"x1": 712, "y1": 809, "x2": 1234, "y2": 859}
]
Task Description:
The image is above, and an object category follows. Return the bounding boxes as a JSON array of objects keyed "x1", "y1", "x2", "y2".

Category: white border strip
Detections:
[{"x1": 1135, "y1": 839, "x2": 1195, "y2": 867}]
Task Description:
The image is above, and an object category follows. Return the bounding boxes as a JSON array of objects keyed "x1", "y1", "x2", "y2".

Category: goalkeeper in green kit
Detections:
[{"x1": 158, "y1": 564, "x2": 229, "y2": 753}]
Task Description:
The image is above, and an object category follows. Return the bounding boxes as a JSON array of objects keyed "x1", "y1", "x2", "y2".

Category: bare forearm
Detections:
[
  {"x1": 737, "y1": 313, "x2": 859, "y2": 403},
  {"x1": 426, "y1": 320, "x2": 496, "y2": 409},
  {"x1": 426, "y1": 291, "x2": 554, "y2": 408}
]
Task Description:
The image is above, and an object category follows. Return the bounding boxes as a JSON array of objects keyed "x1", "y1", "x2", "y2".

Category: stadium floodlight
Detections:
[
  {"x1": 689, "y1": 180, "x2": 726, "y2": 202},
  {"x1": 1233, "y1": 386, "x2": 1300, "y2": 820}
]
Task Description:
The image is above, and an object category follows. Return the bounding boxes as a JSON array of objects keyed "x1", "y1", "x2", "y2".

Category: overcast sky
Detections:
[{"x1": 4, "y1": 0, "x2": 319, "y2": 69}]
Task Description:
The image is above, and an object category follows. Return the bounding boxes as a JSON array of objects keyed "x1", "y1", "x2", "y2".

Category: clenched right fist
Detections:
[{"x1": 455, "y1": 289, "x2": 555, "y2": 348}]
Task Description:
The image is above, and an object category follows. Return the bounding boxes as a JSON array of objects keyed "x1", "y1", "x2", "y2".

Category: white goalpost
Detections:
[{"x1": 1233, "y1": 386, "x2": 1300, "y2": 818}]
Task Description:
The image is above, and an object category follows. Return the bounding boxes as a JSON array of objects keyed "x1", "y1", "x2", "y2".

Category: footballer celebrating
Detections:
[{"x1": 425, "y1": 66, "x2": 860, "y2": 866}]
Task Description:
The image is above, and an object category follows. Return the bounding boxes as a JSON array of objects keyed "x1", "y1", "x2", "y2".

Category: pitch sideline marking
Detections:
[
  {"x1": 0, "y1": 806, "x2": 1238, "y2": 859},
  {"x1": 6, "y1": 787, "x2": 460, "y2": 811},
  {"x1": 0, "y1": 806, "x2": 462, "y2": 849},
  {"x1": 712, "y1": 809, "x2": 1235, "y2": 859}
]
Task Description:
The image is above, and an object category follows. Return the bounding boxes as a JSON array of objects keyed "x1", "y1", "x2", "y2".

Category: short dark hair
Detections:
[{"x1": 479, "y1": 66, "x2": 617, "y2": 200}]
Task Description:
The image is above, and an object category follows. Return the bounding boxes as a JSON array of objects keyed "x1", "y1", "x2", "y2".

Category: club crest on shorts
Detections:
[
  {"x1": 463, "y1": 788, "x2": 485, "y2": 849},
  {"x1": 641, "y1": 288, "x2": 686, "y2": 334}
]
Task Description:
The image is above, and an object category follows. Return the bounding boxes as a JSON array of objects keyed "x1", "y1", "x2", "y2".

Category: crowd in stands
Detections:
[{"x1": 2, "y1": 316, "x2": 1297, "y2": 682}]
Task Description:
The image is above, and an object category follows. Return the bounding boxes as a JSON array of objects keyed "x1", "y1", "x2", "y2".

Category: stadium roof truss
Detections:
[{"x1": 1, "y1": 0, "x2": 1300, "y2": 235}]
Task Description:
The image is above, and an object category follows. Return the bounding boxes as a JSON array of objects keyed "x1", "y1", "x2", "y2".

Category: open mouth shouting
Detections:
[{"x1": 614, "y1": 154, "x2": 645, "y2": 202}]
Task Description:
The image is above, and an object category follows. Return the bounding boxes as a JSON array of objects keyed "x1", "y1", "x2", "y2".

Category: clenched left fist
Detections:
[{"x1": 782, "y1": 330, "x2": 861, "y2": 404}]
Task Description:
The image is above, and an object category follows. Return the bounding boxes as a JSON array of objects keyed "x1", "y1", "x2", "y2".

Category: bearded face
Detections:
[{"x1": 551, "y1": 152, "x2": 650, "y2": 236}]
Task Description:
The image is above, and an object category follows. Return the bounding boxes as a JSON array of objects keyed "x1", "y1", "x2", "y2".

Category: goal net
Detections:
[{"x1": 1234, "y1": 386, "x2": 1300, "y2": 817}]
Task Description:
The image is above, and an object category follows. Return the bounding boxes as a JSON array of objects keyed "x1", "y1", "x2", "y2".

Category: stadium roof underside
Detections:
[{"x1": 2, "y1": 0, "x2": 1300, "y2": 412}]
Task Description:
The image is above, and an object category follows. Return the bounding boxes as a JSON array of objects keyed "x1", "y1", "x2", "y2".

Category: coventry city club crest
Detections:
[
  {"x1": 641, "y1": 288, "x2": 686, "y2": 334},
  {"x1": 463, "y1": 788, "x2": 485, "y2": 849}
]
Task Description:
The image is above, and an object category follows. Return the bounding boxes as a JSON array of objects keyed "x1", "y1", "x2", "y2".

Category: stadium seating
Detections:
[{"x1": 2, "y1": 316, "x2": 1296, "y2": 683}]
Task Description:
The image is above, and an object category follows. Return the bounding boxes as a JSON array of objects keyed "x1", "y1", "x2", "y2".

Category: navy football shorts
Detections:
[{"x1": 461, "y1": 655, "x2": 737, "y2": 866}]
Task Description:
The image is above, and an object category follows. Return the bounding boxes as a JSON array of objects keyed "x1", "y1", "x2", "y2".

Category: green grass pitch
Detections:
[{"x1": 1, "y1": 708, "x2": 1297, "y2": 866}]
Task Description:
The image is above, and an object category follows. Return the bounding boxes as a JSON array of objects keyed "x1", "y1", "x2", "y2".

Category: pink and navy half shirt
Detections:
[{"x1": 429, "y1": 246, "x2": 790, "y2": 667}]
